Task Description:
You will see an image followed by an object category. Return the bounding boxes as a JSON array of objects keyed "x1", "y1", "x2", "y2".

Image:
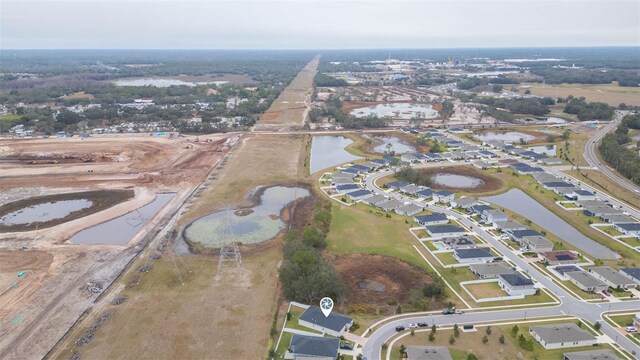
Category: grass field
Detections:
[
  {"x1": 513, "y1": 82, "x2": 640, "y2": 106},
  {"x1": 0, "y1": 114, "x2": 21, "y2": 121},
  {"x1": 566, "y1": 169, "x2": 640, "y2": 210},
  {"x1": 465, "y1": 281, "x2": 507, "y2": 299}
]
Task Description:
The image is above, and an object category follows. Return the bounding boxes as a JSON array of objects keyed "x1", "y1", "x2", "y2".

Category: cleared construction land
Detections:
[
  {"x1": 513, "y1": 82, "x2": 640, "y2": 106},
  {"x1": 255, "y1": 56, "x2": 319, "y2": 131},
  {"x1": 0, "y1": 133, "x2": 232, "y2": 360}
]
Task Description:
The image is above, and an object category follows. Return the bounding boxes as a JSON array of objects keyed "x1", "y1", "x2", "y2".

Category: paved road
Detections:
[
  {"x1": 583, "y1": 112, "x2": 640, "y2": 195},
  {"x1": 361, "y1": 168, "x2": 640, "y2": 359}
]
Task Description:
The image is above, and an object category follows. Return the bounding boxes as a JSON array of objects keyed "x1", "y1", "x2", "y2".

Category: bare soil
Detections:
[
  {"x1": 415, "y1": 166, "x2": 504, "y2": 193},
  {"x1": 330, "y1": 253, "x2": 432, "y2": 306}
]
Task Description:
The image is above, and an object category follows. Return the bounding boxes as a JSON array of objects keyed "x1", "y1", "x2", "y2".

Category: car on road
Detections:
[
  {"x1": 417, "y1": 322, "x2": 428, "y2": 327},
  {"x1": 395, "y1": 325, "x2": 405, "y2": 332},
  {"x1": 625, "y1": 326, "x2": 637, "y2": 333},
  {"x1": 340, "y1": 343, "x2": 354, "y2": 350},
  {"x1": 407, "y1": 323, "x2": 418, "y2": 329},
  {"x1": 442, "y1": 307, "x2": 463, "y2": 315}
]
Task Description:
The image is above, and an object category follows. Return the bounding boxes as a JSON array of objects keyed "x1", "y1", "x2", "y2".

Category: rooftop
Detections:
[
  {"x1": 415, "y1": 212, "x2": 448, "y2": 223},
  {"x1": 426, "y1": 224, "x2": 466, "y2": 234},
  {"x1": 529, "y1": 323, "x2": 595, "y2": 344},
  {"x1": 562, "y1": 349, "x2": 620, "y2": 360},
  {"x1": 346, "y1": 189, "x2": 372, "y2": 198},
  {"x1": 499, "y1": 273, "x2": 534, "y2": 287},
  {"x1": 617, "y1": 223, "x2": 640, "y2": 231},
  {"x1": 470, "y1": 262, "x2": 516, "y2": 277},
  {"x1": 542, "y1": 250, "x2": 578, "y2": 262},
  {"x1": 565, "y1": 270, "x2": 607, "y2": 288},
  {"x1": 589, "y1": 266, "x2": 636, "y2": 285},
  {"x1": 510, "y1": 229, "x2": 542, "y2": 239},
  {"x1": 289, "y1": 334, "x2": 339, "y2": 358},
  {"x1": 454, "y1": 247, "x2": 493, "y2": 259},
  {"x1": 298, "y1": 306, "x2": 353, "y2": 333},
  {"x1": 621, "y1": 268, "x2": 640, "y2": 281}
]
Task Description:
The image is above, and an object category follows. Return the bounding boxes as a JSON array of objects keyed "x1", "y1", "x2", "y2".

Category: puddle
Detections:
[
  {"x1": 349, "y1": 103, "x2": 438, "y2": 120},
  {"x1": 184, "y1": 186, "x2": 309, "y2": 248},
  {"x1": 432, "y1": 174, "x2": 484, "y2": 188},
  {"x1": 68, "y1": 193, "x2": 175, "y2": 245},
  {"x1": 371, "y1": 136, "x2": 416, "y2": 155},
  {"x1": 1, "y1": 199, "x2": 93, "y2": 226},
  {"x1": 474, "y1": 131, "x2": 536, "y2": 143},
  {"x1": 310, "y1": 136, "x2": 362, "y2": 174}
]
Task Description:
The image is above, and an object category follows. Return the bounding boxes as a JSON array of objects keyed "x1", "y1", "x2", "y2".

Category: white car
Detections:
[
  {"x1": 625, "y1": 326, "x2": 637, "y2": 333},
  {"x1": 407, "y1": 323, "x2": 418, "y2": 329}
]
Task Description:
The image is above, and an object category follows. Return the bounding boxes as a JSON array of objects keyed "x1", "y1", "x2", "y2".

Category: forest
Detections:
[
  {"x1": 598, "y1": 114, "x2": 640, "y2": 185},
  {"x1": 563, "y1": 98, "x2": 615, "y2": 121}
]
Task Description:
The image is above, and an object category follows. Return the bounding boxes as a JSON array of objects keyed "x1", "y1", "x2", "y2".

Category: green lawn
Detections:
[
  {"x1": 434, "y1": 252, "x2": 458, "y2": 266},
  {"x1": 601, "y1": 226, "x2": 624, "y2": 237},
  {"x1": 327, "y1": 202, "x2": 426, "y2": 269},
  {"x1": 275, "y1": 332, "x2": 293, "y2": 359},
  {"x1": 608, "y1": 314, "x2": 640, "y2": 344},
  {"x1": 0, "y1": 114, "x2": 21, "y2": 121}
]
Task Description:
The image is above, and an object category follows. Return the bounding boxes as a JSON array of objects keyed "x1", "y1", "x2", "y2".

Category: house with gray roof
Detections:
[
  {"x1": 508, "y1": 229, "x2": 542, "y2": 241},
  {"x1": 470, "y1": 262, "x2": 517, "y2": 279},
  {"x1": 286, "y1": 334, "x2": 339, "y2": 360},
  {"x1": 385, "y1": 180, "x2": 410, "y2": 190},
  {"x1": 414, "y1": 213, "x2": 448, "y2": 227},
  {"x1": 442, "y1": 235, "x2": 476, "y2": 249},
  {"x1": 395, "y1": 203, "x2": 423, "y2": 216},
  {"x1": 495, "y1": 221, "x2": 527, "y2": 232},
  {"x1": 377, "y1": 199, "x2": 405, "y2": 212},
  {"x1": 426, "y1": 225, "x2": 466, "y2": 238},
  {"x1": 346, "y1": 189, "x2": 373, "y2": 201},
  {"x1": 298, "y1": 306, "x2": 353, "y2": 337},
  {"x1": 400, "y1": 184, "x2": 424, "y2": 195},
  {"x1": 482, "y1": 209, "x2": 508, "y2": 224},
  {"x1": 583, "y1": 206, "x2": 624, "y2": 217},
  {"x1": 361, "y1": 194, "x2": 388, "y2": 206},
  {"x1": 614, "y1": 222, "x2": 640, "y2": 236},
  {"x1": 498, "y1": 273, "x2": 536, "y2": 296},
  {"x1": 415, "y1": 188, "x2": 434, "y2": 199},
  {"x1": 522, "y1": 235, "x2": 554, "y2": 253},
  {"x1": 529, "y1": 323, "x2": 597, "y2": 349},
  {"x1": 450, "y1": 197, "x2": 478, "y2": 209},
  {"x1": 454, "y1": 248, "x2": 493, "y2": 264},
  {"x1": 433, "y1": 190, "x2": 455, "y2": 204},
  {"x1": 620, "y1": 268, "x2": 640, "y2": 285},
  {"x1": 588, "y1": 266, "x2": 637, "y2": 290},
  {"x1": 565, "y1": 270, "x2": 608, "y2": 293},
  {"x1": 332, "y1": 178, "x2": 354, "y2": 186},
  {"x1": 335, "y1": 184, "x2": 360, "y2": 194},
  {"x1": 600, "y1": 214, "x2": 636, "y2": 224},
  {"x1": 562, "y1": 349, "x2": 620, "y2": 360},
  {"x1": 406, "y1": 346, "x2": 453, "y2": 360},
  {"x1": 564, "y1": 189, "x2": 597, "y2": 201}
]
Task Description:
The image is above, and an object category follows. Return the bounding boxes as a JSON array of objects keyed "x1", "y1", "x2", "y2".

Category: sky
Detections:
[{"x1": 1, "y1": 0, "x2": 639, "y2": 49}]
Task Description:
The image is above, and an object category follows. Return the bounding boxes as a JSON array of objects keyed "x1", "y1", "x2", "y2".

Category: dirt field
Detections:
[
  {"x1": 47, "y1": 131, "x2": 307, "y2": 360},
  {"x1": 0, "y1": 134, "x2": 233, "y2": 359},
  {"x1": 256, "y1": 56, "x2": 318, "y2": 131},
  {"x1": 513, "y1": 82, "x2": 640, "y2": 106},
  {"x1": 414, "y1": 166, "x2": 504, "y2": 193},
  {"x1": 329, "y1": 253, "x2": 432, "y2": 308}
]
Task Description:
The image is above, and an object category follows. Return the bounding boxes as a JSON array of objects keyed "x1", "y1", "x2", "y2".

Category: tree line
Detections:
[
  {"x1": 563, "y1": 98, "x2": 615, "y2": 121},
  {"x1": 598, "y1": 114, "x2": 640, "y2": 185}
]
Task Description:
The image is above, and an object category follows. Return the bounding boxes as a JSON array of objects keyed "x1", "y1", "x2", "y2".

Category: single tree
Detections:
[{"x1": 482, "y1": 335, "x2": 489, "y2": 344}]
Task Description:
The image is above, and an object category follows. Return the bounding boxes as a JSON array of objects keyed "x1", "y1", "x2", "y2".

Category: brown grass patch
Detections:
[{"x1": 415, "y1": 166, "x2": 504, "y2": 193}]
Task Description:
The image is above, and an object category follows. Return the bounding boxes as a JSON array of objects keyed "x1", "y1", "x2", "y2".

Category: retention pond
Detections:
[{"x1": 310, "y1": 136, "x2": 362, "y2": 174}]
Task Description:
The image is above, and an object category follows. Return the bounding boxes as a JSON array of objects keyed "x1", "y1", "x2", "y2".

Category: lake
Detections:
[
  {"x1": 349, "y1": 103, "x2": 438, "y2": 120},
  {"x1": 184, "y1": 186, "x2": 309, "y2": 248},
  {"x1": 309, "y1": 136, "x2": 362, "y2": 174},
  {"x1": 372, "y1": 136, "x2": 416, "y2": 154},
  {"x1": 1, "y1": 199, "x2": 93, "y2": 226},
  {"x1": 474, "y1": 132, "x2": 536, "y2": 143},
  {"x1": 432, "y1": 174, "x2": 484, "y2": 188},
  {"x1": 113, "y1": 78, "x2": 229, "y2": 87},
  {"x1": 68, "y1": 193, "x2": 175, "y2": 245},
  {"x1": 482, "y1": 189, "x2": 618, "y2": 259}
]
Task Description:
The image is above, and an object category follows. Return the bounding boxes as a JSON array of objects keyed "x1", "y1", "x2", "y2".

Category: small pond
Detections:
[
  {"x1": 527, "y1": 145, "x2": 557, "y2": 156},
  {"x1": 310, "y1": 136, "x2": 362, "y2": 174},
  {"x1": 1, "y1": 199, "x2": 93, "y2": 226},
  {"x1": 184, "y1": 186, "x2": 309, "y2": 248},
  {"x1": 371, "y1": 136, "x2": 416, "y2": 155},
  {"x1": 68, "y1": 193, "x2": 175, "y2": 245},
  {"x1": 113, "y1": 78, "x2": 229, "y2": 87},
  {"x1": 544, "y1": 117, "x2": 567, "y2": 124},
  {"x1": 432, "y1": 174, "x2": 484, "y2": 188},
  {"x1": 349, "y1": 103, "x2": 438, "y2": 120},
  {"x1": 474, "y1": 131, "x2": 536, "y2": 143}
]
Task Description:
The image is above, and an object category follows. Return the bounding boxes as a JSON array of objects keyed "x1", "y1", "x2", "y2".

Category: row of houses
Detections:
[
  {"x1": 553, "y1": 264, "x2": 640, "y2": 292},
  {"x1": 483, "y1": 140, "x2": 563, "y2": 166}
]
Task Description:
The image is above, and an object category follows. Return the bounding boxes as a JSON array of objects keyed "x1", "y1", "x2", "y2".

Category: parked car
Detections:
[
  {"x1": 407, "y1": 323, "x2": 418, "y2": 329},
  {"x1": 625, "y1": 326, "x2": 637, "y2": 333},
  {"x1": 395, "y1": 325, "x2": 405, "y2": 332},
  {"x1": 417, "y1": 322, "x2": 428, "y2": 327},
  {"x1": 339, "y1": 343, "x2": 354, "y2": 350}
]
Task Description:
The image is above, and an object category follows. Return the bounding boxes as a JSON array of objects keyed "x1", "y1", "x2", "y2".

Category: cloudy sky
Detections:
[{"x1": 1, "y1": 0, "x2": 639, "y2": 49}]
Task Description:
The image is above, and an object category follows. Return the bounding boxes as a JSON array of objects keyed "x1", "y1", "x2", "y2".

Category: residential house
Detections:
[
  {"x1": 521, "y1": 235, "x2": 554, "y2": 253},
  {"x1": 565, "y1": 189, "x2": 597, "y2": 201},
  {"x1": 453, "y1": 248, "x2": 494, "y2": 264},
  {"x1": 542, "y1": 181, "x2": 575, "y2": 191},
  {"x1": 541, "y1": 157, "x2": 564, "y2": 166},
  {"x1": 378, "y1": 199, "x2": 405, "y2": 212},
  {"x1": 450, "y1": 197, "x2": 478, "y2": 209},
  {"x1": 386, "y1": 180, "x2": 410, "y2": 190},
  {"x1": 406, "y1": 346, "x2": 453, "y2": 360},
  {"x1": 498, "y1": 273, "x2": 536, "y2": 296},
  {"x1": 298, "y1": 306, "x2": 353, "y2": 337},
  {"x1": 442, "y1": 236, "x2": 476, "y2": 249},
  {"x1": 614, "y1": 223, "x2": 640, "y2": 236},
  {"x1": 415, "y1": 213, "x2": 448, "y2": 226},
  {"x1": 582, "y1": 206, "x2": 624, "y2": 217},
  {"x1": 346, "y1": 189, "x2": 373, "y2": 201},
  {"x1": 541, "y1": 251, "x2": 579, "y2": 265},
  {"x1": 529, "y1": 323, "x2": 597, "y2": 349},
  {"x1": 426, "y1": 225, "x2": 467, "y2": 238},
  {"x1": 565, "y1": 271, "x2": 608, "y2": 293},
  {"x1": 600, "y1": 214, "x2": 636, "y2": 225},
  {"x1": 396, "y1": 204, "x2": 423, "y2": 216},
  {"x1": 482, "y1": 209, "x2": 508, "y2": 224},
  {"x1": 335, "y1": 184, "x2": 360, "y2": 194},
  {"x1": 361, "y1": 194, "x2": 388, "y2": 206},
  {"x1": 433, "y1": 190, "x2": 455, "y2": 204},
  {"x1": 415, "y1": 188, "x2": 434, "y2": 200},
  {"x1": 400, "y1": 184, "x2": 424, "y2": 195},
  {"x1": 473, "y1": 161, "x2": 492, "y2": 170},
  {"x1": 562, "y1": 349, "x2": 620, "y2": 360},
  {"x1": 470, "y1": 262, "x2": 517, "y2": 279},
  {"x1": 495, "y1": 221, "x2": 527, "y2": 232},
  {"x1": 508, "y1": 229, "x2": 543, "y2": 242},
  {"x1": 620, "y1": 268, "x2": 640, "y2": 285},
  {"x1": 400, "y1": 153, "x2": 419, "y2": 163},
  {"x1": 286, "y1": 334, "x2": 339, "y2": 360},
  {"x1": 588, "y1": 266, "x2": 637, "y2": 290}
]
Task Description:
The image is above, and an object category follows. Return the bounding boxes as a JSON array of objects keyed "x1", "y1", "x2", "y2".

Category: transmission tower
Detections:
[{"x1": 217, "y1": 206, "x2": 242, "y2": 274}]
